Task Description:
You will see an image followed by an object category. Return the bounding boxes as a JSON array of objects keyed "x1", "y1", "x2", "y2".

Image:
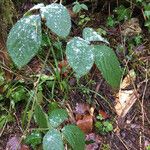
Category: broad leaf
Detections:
[
  {"x1": 82, "y1": 27, "x2": 109, "y2": 44},
  {"x1": 34, "y1": 104, "x2": 49, "y2": 128},
  {"x1": 43, "y1": 129, "x2": 64, "y2": 150},
  {"x1": 25, "y1": 131, "x2": 42, "y2": 148},
  {"x1": 40, "y1": 3, "x2": 71, "y2": 38},
  {"x1": 48, "y1": 109, "x2": 68, "y2": 128},
  {"x1": 93, "y1": 45, "x2": 122, "y2": 88},
  {"x1": 62, "y1": 125, "x2": 85, "y2": 150},
  {"x1": 7, "y1": 15, "x2": 42, "y2": 69},
  {"x1": 66, "y1": 37, "x2": 94, "y2": 78}
]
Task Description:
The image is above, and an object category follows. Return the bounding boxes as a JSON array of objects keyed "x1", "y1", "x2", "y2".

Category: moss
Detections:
[{"x1": 0, "y1": 0, "x2": 17, "y2": 44}]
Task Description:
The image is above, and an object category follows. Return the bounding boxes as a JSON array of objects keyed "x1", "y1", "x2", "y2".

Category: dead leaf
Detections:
[
  {"x1": 58, "y1": 60, "x2": 70, "y2": 77},
  {"x1": 85, "y1": 133, "x2": 101, "y2": 150},
  {"x1": 6, "y1": 136, "x2": 21, "y2": 150},
  {"x1": 120, "y1": 69, "x2": 136, "y2": 89},
  {"x1": 115, "y1": 89, "x2": 139, "y2": 117},
  {"x1": 21, "y1": 145, "x2": 30, "y2": 150},
  {"x1": 99, "y1": 110, "x2": 109, "y2": 119},
  {"x1": 77, "y1": 115, "x2": 93, "y2": 133},
  {"x1": 115, "y1": 70, "x2": 138, "y2": 118}
]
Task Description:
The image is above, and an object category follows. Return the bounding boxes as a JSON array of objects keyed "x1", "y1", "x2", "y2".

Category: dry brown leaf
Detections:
[
  {"x1": 58, "y1": 59, "x2": 70, "y2": 77},
  {"x1": 21, "y1": 145, "x2": 30, "y2": 150},
  {"x1": 99, "y1": 110, "x2": 109, "y2": 119},
  {"x1": 76, "y1": 115, "x2": 93, "y2": 133},
  {"x1": 115, "y1": 89, "x2": 139, "y2": 117},
  {"x1": 115, "y1": 70, "x2": 138, "y2": 118},
  {"x1": 120, "y1": 69, "x2": 136, "y2": 89}
]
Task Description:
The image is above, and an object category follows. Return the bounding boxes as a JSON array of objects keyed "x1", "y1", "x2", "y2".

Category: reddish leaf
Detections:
[
  {"x1": 21, "y1": 145, "x2": 30, "y2": 150},
  {"x1": 6, "y1": 136, "x2": 21, "y2": 150},
  {"x1": 58, "y1": 60, "x2": 70, "y2": 77},
  {"x1": 85, "y1": 133, "x2": 101, "y2": 150},
  {"x1": 99, "y1": 110, "x2": 109, "y2": 119},
  {"x1": 76, "y1": 115, "x2": 93, "y2": 133}
]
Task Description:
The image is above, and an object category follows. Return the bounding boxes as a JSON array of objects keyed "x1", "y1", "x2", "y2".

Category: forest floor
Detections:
[{"x1": 0, "y1": 0, "x2": 150, "y2": 150}]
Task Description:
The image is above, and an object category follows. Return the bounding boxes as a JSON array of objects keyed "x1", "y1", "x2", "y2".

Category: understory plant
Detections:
[
  {"x1": 25, "y1": 107, "x2": 85, "y2": 150},
  {"x1": 6, "y1": 2, "x2": 123, "y2": 149},
  {"x1": 7, "y1": 2, "x2": 122, "y2": 89}
]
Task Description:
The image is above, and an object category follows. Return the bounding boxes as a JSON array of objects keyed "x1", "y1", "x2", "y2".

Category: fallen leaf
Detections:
[
  {"x1": 6, "y1": 136, "x2": 21, "y2": 150},
  {"x1": 115, "y1": 70, "x2": 138, "y2": 118},
  {"x1": 58, "y1": 60, "x2": 70, "y2": 77},
  {"x1": 115, "y1": 89, "x2": 139, "y2": 117},
  {"x1": 99, "y1": 110, "x2": 109, "y2": 119},
  {"x1": 120, "y1": 69, "x2": 136, "y2": 89},
  {"x1": 77, "y1": 115, "x2": 93, "y2": 133},
  {"x1": 21, "y1": 145, "x2": 30, "y2": 150},
  {"x1": 85, "y1": 133, "x2": 101, "y2": 150}
]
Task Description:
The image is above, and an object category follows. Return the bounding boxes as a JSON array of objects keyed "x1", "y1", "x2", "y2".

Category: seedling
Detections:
[
  {"x1": 95, "y1": 114, "x2": 113, "y2": 135},
  {"x1": 73, "y1": 1, "x2": 88, "y2": 14},
  {"x1": 33, "y1": 108, "x2": 85, "y2": 150}
]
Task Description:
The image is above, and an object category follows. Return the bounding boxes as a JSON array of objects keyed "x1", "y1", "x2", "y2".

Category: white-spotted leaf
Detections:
[
  {"x1": 43, "y1": 129, "x2": 64, "y2": 150},
  {"x1": 66, "y1": 37, "x2": 94, "y2": 78},
  {"x1": 62, "y1": 125, "x2": 85, "y2": 150},
  {"x1": 93, "y1": 45, "x2": 122, "y2": 88},
  {"x1": 40, "y1": 3, "x2": 71, "y2": 38},
  {"x1": 83, "y1": 27, "x2": 109, "y2": 44},
  {"x1": 34, "y1": 104, "x2": 49, "y2": 128},
  {"x1": 48, "y1": 109, "x2": 68, "y2": 128},
  {"x1": 7, "y1": 15, "x2": 42, "y2": 69}
]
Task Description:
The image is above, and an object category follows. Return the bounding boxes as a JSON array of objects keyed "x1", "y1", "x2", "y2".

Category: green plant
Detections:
[
  {"x1": 31, "y1": 108, "x2": 85, "y2": 150},
  {"x1": 101, "y1": 144, "x2": 111, "y2": 150},
  {"x1": 6, "y1": 3, "x2": 122, "y2": 90},
  {"x1": 7, "y1": 3, "x2": 71, "y2": 69},
  {"x1": 95, "y1": 114, "x2": 113, "y2": 135},
  {"x1": 66, "y1": 27, "x2": 122, "y2": 88},
  {"x1": 136, "y1": 0, "x2": 150, "y2": 31},
  {"x1": 146, "y1": 145, "x2": 150, "y2": 150},
  {"x1": 107, "y1": 5, "x2": 131, "y2": 27},
  {"x1": 78, "y1": 14, "x2": 91, "y2": 26},
  {"x1": 73, "y1": 1, "x2": 88, "y2": 14}
]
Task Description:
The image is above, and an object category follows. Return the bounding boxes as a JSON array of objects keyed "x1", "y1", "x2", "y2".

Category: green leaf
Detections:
[
  {"x1": 73, "y1": 4, "x2": 81, "y2": 13},
  {"x1": 103, "y1": 121, "x2": 113, "y2": 132},
  {"x1": 115, "y1": 5, "x2": 131, "y2": 21},
  {"x1": 7, "y1": 15, "x2": 42, "y2": 69},
  {"x1": 83, "y1": 28, "x2": 109, "y2": 44},
  {"x1": 107, "y1": 16, "x2": 116, "y2": 27},
  {"x1": 34, "y1": 104, "x2": 49, "y2": 128},
  {"x1": 43, "y1": 129, "x2": 64, "y2": 150},
  {"x1": 11, "y1": 86, "x2": 27, "y2": 103},
  {"x1": 25, "y1": 131, "x2": 42, "y2": 148},
  {"x1": 93, "y1": 45, "x2": 122, "y2": 88},
  {"x1": 0, "y1": 74, "x2": 5, "y2": 86},
  {"x1": 62, "y1": 125, "x2": 85, "y2": 150},
  {"x1": 66, "y1": 37, "x2": 94, "y2": 78},
  {"x1": 48, "y1": 109, "x2": 68, "y2": 128},
  {"x1": 40, "y1": 3, "x2": 71, "y2": 38},
  {"x1": 80, "y1": 4, "x2": 88, "y2": 10}
]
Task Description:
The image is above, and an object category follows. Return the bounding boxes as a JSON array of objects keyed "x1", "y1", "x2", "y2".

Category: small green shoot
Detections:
[{"x1": 95, "y1": 114, "x2": 113, "y2": 135}]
